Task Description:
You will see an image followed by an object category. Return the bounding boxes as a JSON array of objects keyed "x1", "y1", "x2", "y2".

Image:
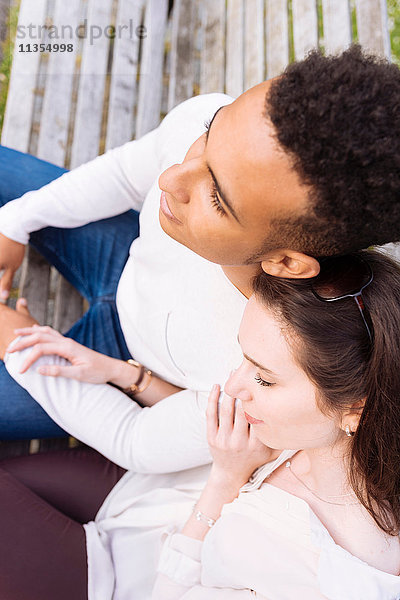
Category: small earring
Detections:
[{"x1": 345, "y1": 424, "x2": 354, "y2": 437}]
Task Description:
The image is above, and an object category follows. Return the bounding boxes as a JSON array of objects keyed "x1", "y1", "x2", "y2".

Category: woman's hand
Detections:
[
  {"x1": 181, "y1": 385, "x2": 276, "y2": 542},
  {"x1": 7, "y1": 325, "x2": 115, "y2": 383},
  {"x1": 206, "y1": 384, "x2": 275, "y2": 490}
]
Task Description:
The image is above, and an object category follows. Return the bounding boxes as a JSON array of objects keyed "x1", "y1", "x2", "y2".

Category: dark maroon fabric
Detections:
[{"x1": 0, "y1": 447, "x2": 126, "y2": 600}]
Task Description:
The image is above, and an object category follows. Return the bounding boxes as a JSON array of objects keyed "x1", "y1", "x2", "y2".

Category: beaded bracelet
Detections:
[{"x1": 193, "y1": 506, "x2": 216, "y2": 528}]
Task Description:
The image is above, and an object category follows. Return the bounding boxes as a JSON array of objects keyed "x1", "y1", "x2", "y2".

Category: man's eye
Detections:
[
  {"x1": 209, "y1": 181, "x2": 226, "y2": 216},
  {"x1": 255, "y1": 374, "x2": 273, "y2": 387}
]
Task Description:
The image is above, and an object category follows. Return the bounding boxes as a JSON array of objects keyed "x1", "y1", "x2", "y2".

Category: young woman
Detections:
[{"x1": 2, "y1": 248, "x2": 400, "y2": 599}]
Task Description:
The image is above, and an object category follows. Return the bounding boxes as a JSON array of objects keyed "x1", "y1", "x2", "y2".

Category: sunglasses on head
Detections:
[{"x1": 310, "y1": 254, "x2": 374, "y2": 344}]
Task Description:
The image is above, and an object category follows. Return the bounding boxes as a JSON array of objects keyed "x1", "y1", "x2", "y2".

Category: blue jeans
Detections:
[{"x1": 0, "y1": 146, "x2": 140, "y2": 440}]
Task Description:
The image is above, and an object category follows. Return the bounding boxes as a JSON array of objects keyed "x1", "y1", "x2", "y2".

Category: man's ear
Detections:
[
  {"x1": 261, "y1": 250, "x2": 320, "y2": 279},
  {"x1": 340, "y1": 398, "x2": 366, "y2": 436}
]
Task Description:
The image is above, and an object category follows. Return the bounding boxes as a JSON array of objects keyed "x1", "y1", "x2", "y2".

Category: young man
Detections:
[{"x1": 0, "y1": 46, "x2": 399, "y2": 454}]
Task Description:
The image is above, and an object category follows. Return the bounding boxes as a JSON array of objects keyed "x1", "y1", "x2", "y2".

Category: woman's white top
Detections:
[{"x1": 4, "y1": 344, "x2": 400, "y2": 600}]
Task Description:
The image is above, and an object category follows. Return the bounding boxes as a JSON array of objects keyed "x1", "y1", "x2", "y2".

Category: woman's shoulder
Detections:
[
  {"x1": 310, "y1": 509, "x2": 400, "y2": 600},
  {"x1": 313, "y1": 503, "x2": 400, "y2": 576},
  {"x1": 261, "y1": 453, "x2": 400, "y2": 576}
]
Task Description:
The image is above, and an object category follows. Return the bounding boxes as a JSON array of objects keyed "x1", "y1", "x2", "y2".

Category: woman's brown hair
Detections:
[{"x1": 253, "y1": 248, "x2": 400, "y2": 535}]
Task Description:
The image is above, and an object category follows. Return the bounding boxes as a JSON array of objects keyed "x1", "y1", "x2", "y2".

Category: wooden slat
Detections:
[
  {"x1": 1, "y1": 0, "x2": 47, "y2": 151},
  {"x1": 136, "y1": 0, "x2": 168, "y2": 136},
  {"x1": 36, "y1": 0, "x2": 86, "y2": 331},
  {"x1": 226, "y1": 0, "x2": 244, "y2": 97},
  {"x1": 168, "y1": 0, "x2": 196, "y2": 110},
  {"x1": 322, "y1": 0, "x2": 351, "y2": 55},
  {"x1": 36, "y1": 0, "x2": 82, "y2": 167},
  {"x1": 292, "y1": 0, "x2": 318, "y2": 60},
  {"x1": 355, "y1": 0, "x2": 390, "y2": 58},
  {"x1": 53, "y1": 276, "x2": 84, "y2": 333},
  {"x1": 244, "y1": 0, "x2": 265, "y2": 90},
  {"x1": 105, "y1": 0, "x2": 143, "y2": 151},
  {"x1": 199, "y1": 0, "x2": 225, "y2": 94},
  {"x1": 19, "y1": 246, "x2": 50, "y2": 325},
  {"x1": 69, "y1": 0, "x2": 114, "y2": 168},
  {"x1": 265, "y1": 0, "x2": 289, "y2": 78}
]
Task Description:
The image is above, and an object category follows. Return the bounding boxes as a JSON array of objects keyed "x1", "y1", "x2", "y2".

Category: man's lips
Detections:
[
  {"x1": 244, "y1": 412, "x2": 264, "y2": 425},
  {"x1": 160, "y1": 191, "x2": 182, "y2": 224}
]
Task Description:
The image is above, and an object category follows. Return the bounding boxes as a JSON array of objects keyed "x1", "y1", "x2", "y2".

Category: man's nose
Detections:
[{"x1": 159, "y1": 162, "x2": 193, "y2": 204}]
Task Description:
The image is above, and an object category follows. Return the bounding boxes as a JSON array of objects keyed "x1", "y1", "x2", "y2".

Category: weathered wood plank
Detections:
[
  {"x1": 1, "y1": 0, "x2": 47, "y2": 151},
  {"x1": 136, "y1": 0, "x2": 168, "y2": 136},
  {"x1": 168, "y1": 0, "x2": 196, "y2": 110},
  {"x1": 226, "y1": 0, "x2": 244, "y2": 97},
  {"x1": 36, "y1": 0, "x2": 82, "y2": 167},
  {"x1": 34, "y1": 0, "x2": 85, "y2": 330},
  {"x1": 70, "y1": 0, "x2": 114, "y2": 168},
  {"x1": 53, "y1": 275, "x2": 84, "y2": 333},
  {"x1": 244, "y1": 0, "x2": 265, "y2": 90},
  {"x1": 199, "y1": 0, "x2": 225, "y2": 94},
  {"x1": 292, "y1": 0, "x2": 318, "y2": 60},
  {"x1": 265, "y1": 0, "x2": 289, "y2": 78},
  {"x1": 355, "y1": 0, "x2": 390, "y2": 58},
  {"x1": 322, "y1": 0, "x2": 351, "y2": 55},
  {"x1": 105, "y1": 0, "x2": 143, "y2": 150},
  {"x1": 19, "y1": 246, "x2": 50, "y2": 325}
]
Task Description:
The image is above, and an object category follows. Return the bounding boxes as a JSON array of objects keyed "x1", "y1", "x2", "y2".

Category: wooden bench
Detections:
[{"x1": 0, "y1": 0, "x2": 392, "y2": 458}]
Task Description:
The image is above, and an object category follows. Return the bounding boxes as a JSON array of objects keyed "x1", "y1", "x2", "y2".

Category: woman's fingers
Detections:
[
  {"x1": 217, "y1": 393, "x2": 236, "y2": 437},
  {"x1": 18, "y1": 341, "x2": 74, "y2": 374},
  {"x1": 206, "y1": 384, "x2": 220, "y2": 441},
  {"x1": 232, "y1": 402, "x2": 250, "y2": 438}
]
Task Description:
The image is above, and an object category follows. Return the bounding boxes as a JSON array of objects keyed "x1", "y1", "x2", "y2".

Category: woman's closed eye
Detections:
[{"x1": 255, "y1": 373, "x2": 274, "y2": 387}]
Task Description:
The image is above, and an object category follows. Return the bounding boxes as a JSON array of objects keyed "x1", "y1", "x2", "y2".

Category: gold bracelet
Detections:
[{"x1": 123, "y1": 359, "x2": 152, "y2": 395}]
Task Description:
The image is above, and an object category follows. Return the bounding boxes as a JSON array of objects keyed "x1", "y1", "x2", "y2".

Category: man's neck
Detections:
[{"x1": 222, "y1": 264, "x2": 263, "y2": 299}]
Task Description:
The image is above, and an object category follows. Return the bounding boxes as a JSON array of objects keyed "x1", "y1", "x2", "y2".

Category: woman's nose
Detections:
[{"x1": 224, "y1": 366, "x2": 252, "y2": 402}]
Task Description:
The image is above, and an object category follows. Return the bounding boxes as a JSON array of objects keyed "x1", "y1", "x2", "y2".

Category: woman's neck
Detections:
[{"x1": 291, "y1": 442, "x2": 353, "y2": 500}]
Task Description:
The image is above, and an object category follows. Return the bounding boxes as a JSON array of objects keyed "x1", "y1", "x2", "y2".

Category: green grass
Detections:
[
  {"x1": 388, "y1": 0, "x2": 400, "y2": 65},
  {"x1": 0, "y1": 1, "x2": 19, "y2": 137}
]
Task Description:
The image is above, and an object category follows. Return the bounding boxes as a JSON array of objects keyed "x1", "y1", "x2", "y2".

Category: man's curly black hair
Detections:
[{"x1": 264, "y1": 44, "x2": 400, "y2": 257}]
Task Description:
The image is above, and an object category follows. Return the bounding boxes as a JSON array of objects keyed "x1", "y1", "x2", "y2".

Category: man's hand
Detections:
[
  {"x1": 0, "y1": 233, "x2": 26, "y2": 300},
  {"x1": 0, "y1": 299, "x2": 39, "y2": 359}
]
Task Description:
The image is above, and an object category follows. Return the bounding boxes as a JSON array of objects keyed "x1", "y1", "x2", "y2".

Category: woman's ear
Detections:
[
  {"x1": 340, "y1": 398, "x2": 366, "y2": 436},
  {"x1": 261, "y1": 251, "x2": 320, "y2": 279}
]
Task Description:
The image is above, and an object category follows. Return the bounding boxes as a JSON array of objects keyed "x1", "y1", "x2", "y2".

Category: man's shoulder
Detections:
[{"x1": 157, "y1": 93, "x2": 234, "y2": 167}]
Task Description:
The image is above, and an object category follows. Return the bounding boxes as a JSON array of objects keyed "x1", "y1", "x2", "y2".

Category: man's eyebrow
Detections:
[
  {"x1": 204, "y1": 106, "x2": 225, "y2": 143},
  {"x1": 205, "y1": 106, "x2": 241, "y2": 224},
  {"x1": 237, "y1": 334, "x2": 277, "y2": 377}
]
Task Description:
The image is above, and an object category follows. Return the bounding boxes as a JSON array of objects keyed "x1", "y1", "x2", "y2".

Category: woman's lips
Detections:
[
  {"x1": 244, "y1": 412, "x2": 264, "y2": 425},
  {"x1": 160, "y1": 191, "x2": 182, "y2": 224}
]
